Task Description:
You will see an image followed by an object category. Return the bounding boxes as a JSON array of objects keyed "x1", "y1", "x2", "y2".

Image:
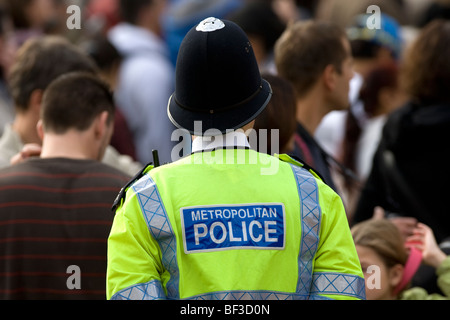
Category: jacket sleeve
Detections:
[
  {"x1": 436, "y1": 256, "x2": 450, "y2": 298},
  {"x1": 311, "y1": 184, "x2": 366, "y2": 300},
  {"x1": 401, "y1": 256, "x2": 450, "y2": 300},
  {"x1": 107, "y1": 188, "x2": 166, "y2": 300}
]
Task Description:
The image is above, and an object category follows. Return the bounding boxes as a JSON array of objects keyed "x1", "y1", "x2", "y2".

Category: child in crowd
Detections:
[{"x1": 352, "y1": 219, "x2": 450, "y2": 300}]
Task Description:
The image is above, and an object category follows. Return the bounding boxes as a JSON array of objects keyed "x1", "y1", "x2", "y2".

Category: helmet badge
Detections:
[{"x1": 196, "y1": 17, "x2": 225, "y2": 33}]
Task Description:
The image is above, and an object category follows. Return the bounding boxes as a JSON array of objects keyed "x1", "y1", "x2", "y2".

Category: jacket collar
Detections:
[{"x1": 191, "y1": 131, "x2": 250, "y2": 153}]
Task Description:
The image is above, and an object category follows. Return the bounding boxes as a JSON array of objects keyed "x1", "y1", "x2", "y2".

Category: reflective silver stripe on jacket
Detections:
[
  {"x1": 311, "y1": 272, "x2": 366, "y2": 299},
  {"x1": 133, "y1": 174, "x2": 179, "y2": 299},
  {"x1": 290, "y1": 165, "x2": 365, "y2": 300},
  {"x1": 289, "y1": 164, "x2": 322, "y2": 295},
  {"x1": 111, "y1": 280, "x2": 166, "y2": 300}
]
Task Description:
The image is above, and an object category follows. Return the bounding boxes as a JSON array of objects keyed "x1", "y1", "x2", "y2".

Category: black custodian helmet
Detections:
[{"x1": 168, "y1": 17, "x2": 272, "y2": 136}]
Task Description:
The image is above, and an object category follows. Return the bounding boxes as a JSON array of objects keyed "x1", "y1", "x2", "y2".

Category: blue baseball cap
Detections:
[{"x1": 347, "y1": 13, "x2": 402, "y2": 59}]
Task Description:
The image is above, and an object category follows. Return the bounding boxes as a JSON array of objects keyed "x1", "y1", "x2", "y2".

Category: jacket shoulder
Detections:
[
  {"x1": 276, "y1": 154, "x2": 324, "y2": 182},
  {"x1": 111, "y1": 162, "x2": 154, "y2": 212}
]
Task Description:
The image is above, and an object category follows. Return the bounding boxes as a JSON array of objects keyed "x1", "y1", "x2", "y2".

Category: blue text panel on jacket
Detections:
[{"x1": 181, "y1": 203, "x2": 286, "y2": 254}]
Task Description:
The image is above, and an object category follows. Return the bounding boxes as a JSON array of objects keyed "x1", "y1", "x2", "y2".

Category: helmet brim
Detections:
[{"x1": 168, "y1": 78, "x2": 272, "y2": 136}]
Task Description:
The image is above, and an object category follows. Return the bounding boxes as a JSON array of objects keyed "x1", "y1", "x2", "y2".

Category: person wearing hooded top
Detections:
[
  {"x1": 108, "y1": 0, "x2": 190, "y2": 165},
  {"x1": 353, "y1": 20, "x2": 450, "y2": 246}
]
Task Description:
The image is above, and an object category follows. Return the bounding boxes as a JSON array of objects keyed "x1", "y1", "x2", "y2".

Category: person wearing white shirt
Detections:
[{"x1": 109, "y1": 0, "x2": 190, "y2": 165}]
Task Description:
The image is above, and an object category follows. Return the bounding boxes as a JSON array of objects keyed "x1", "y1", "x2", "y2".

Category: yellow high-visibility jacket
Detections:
[{"x1": 107, "y1": 148, "x2": 365, "y2": 300}]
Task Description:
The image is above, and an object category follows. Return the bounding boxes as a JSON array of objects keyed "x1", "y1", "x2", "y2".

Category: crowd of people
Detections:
[{"x1": 0, "y1": 0, "x2": 449, "y2": 300}]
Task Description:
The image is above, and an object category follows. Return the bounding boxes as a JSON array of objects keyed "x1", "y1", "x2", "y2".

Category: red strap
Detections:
[
  {"x1": 393, "y1": 247, "x2": 423, "y2": 295},
  {"x1": 294, "y1": 133, "x2": 314, "y2": 167}
]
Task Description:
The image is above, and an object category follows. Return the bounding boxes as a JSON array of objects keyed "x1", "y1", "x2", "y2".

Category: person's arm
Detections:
[
  {"x1": 107, "y1": 186, "x2": 166, "y2": 300},
  {"x1": 311, "y1": 184, "x2": 366, "y2": 300},
  {"x1": 436, "y1": 256, "x2": 450, "y2": 298},
  {"x1": 406, "y1": 223, "x2": 446, "y2": 269},
  {"x1": 9, "y1": 144, "x2": 42, "y2": 165},
  {"x1": 406, "y1": 223, "x2": 450, "y2": 298}
]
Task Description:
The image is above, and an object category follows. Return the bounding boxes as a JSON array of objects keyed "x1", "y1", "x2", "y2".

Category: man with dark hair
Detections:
[
  {"x1": 314, "y1": 13, "x2": 404, "y2": 219},
  {"x1": 6, "y1": 36, "x2": 97, "y2": 149},
  {"x1": 0, "y1": 72, "x2": 130, "y2": 300},
  {"x1": 315, "y1": 13, "x2": 403, "y2": 158},
  {"x1": 0, "y1": 36, "x2": 141, "y2": 176},
  {"x1": 40, "y1": 73, "x2": 115, "y2": 138},
  {"x1": 109, "y1": 0, "x2": 187, "y2": 165},
  {"x1": 275, "y1": 20, "x2": 354, "y2": 192}
]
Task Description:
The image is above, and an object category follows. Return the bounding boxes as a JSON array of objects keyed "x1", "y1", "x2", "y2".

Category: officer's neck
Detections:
[
  {"x1": 191, "y1": 121, "x2": 255, "y2": 152},
  {"x1": 192, "y1": 130, "x2": 251, "y2": 153}
]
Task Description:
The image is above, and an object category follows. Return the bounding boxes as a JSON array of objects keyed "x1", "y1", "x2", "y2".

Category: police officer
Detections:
[{"x1": 107, "y1": 17, "x2": 365, "y2": 300}]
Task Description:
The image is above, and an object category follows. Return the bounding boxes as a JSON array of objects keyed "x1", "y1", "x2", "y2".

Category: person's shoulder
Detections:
[
  {"x1": 0, "y1": 158, "x2": 37, "y2": 173},
  {"x1": 0, "y1": 158, "x2": 130, "y2": 183},
  {"x1": 0, "y1": 164, "x2": 20, "y2": 178},
  {"x1": 383, "y1": 102, "x2": 414, "y2": 131},
  {"x1": 88, "y1": 160, "x2": 134, "y2": 182},
  {"x1": 0, "y1": 159, "x2": 43, "y2": 186}
]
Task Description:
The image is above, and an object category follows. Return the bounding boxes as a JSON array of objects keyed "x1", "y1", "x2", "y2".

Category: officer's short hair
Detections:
[
  {"x1": 41, "y1": 72, "x2": 115, "y2": 134},
  {"x1": 8, "y1": 36, "x2": 97, "y2": 113},
  {"x1": 275, "y1": 20, "x2": 348, "y2": 98}
]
